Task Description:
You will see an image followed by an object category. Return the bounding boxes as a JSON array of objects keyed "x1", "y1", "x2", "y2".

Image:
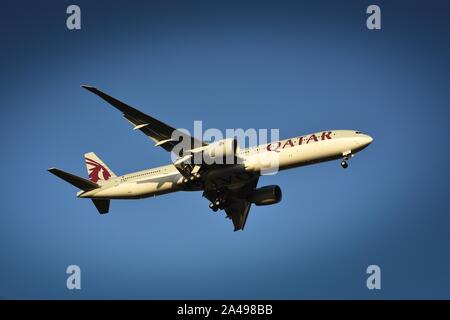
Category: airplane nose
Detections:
[
  {"x1": 355, "y1": 134, "x2": 373, "y2": 149},
  {"x1": 364, "y1": 135, "x2": 373, "y2": 146}
]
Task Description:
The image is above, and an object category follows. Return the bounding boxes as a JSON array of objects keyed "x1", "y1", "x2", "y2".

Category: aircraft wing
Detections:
[
  {"x1": 203, "y1": 177, "x2": 259, "y2": 231},
  {"x1": 225, "y1": 199, "x2": 252, "y2": 232},
  {"x1": 81, "y1": 85, "x2": 205, "y2": 152}
]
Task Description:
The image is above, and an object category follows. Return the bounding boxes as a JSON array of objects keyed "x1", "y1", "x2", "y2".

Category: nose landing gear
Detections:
[{"x1": 340, "y1": 151, "x2": 353, "y2": 169}]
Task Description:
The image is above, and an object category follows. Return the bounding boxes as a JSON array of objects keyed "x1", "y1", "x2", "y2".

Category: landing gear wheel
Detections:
[
  {"x1": 341, "y1": 160, "x2": 348, "y2": 169},
  {"x1": 209, "y1": 202, "x2": 219, "y2": 212}
]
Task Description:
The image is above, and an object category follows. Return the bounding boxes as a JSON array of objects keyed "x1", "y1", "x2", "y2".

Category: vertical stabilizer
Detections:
[{"x1": 84, "y1": 152, "x2": 116, "y2": 184}]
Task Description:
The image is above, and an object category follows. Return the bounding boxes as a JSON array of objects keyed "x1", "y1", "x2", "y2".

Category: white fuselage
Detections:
[{"x1": 79, "y1": 130, "x2": 373, "y2": 200}]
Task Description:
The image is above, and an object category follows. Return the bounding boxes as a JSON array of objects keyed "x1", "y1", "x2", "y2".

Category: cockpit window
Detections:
[{"x1": 355, "y1": 131, "x2": 363, "y2": 134}]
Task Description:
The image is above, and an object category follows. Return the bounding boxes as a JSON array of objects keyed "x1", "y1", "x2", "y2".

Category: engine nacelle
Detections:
[
  {"x1": 247, "y1": 185, "x2": 282, "y2": 206},
  {"x1": 205, "y1": 138, "x2": 239, "y2": 163}
]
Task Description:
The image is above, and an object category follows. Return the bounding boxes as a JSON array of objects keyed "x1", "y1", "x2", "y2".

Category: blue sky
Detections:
[{"x1": 1, "y1": 0, "x2": 450, "y2": 299}]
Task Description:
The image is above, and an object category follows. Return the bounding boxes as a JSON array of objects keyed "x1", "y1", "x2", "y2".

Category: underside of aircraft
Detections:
[{"x1": 48, "y1": 86, "x2": 373, "y2": 231}]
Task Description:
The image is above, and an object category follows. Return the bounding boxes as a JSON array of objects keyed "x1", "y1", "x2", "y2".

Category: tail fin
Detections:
[
  {"x1": 48, "y1": 168, "x2": 99, "y2": 191},
  {"x1": 84, "y1": 152, "x2": 116, "y2": 184}
]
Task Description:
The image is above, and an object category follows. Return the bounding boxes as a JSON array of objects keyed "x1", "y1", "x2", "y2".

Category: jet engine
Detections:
[
  {"x1": 247, "y1": 185, "x2": 282, "y2": 206},
  {"x1": 204, "y1": 138, "x2": 239, "y2": 163}
]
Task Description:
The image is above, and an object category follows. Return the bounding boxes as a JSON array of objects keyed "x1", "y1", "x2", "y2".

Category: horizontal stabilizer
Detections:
[
  {"x1": 48, "y1": 168, "x2": 99, "y2": 191},
  {"x1": 92, "y1": 199, "x2": 109, "y2": 214}
]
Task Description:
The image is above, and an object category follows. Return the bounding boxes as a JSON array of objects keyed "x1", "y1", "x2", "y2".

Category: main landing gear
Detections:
[
  {"x1": 341, "y1": 159, "x2": 348, "y2": 169},
  {"x1": 207, "y1": 189, "x2": 227, "y2": 212},
  {"x1": 182, "y1": 172, "x2": 201, "y2": 184},
  {"x1": 209, "y1": 198, "x2": 226, "y2": 212},
  {"x1": 209, "y1": 202, "x2": 219, "y2": 212}
]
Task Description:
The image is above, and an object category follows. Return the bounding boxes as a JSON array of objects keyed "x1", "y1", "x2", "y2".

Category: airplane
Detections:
[{"x1": 48, "y1": 86, "x2": 373, "y2": 231}]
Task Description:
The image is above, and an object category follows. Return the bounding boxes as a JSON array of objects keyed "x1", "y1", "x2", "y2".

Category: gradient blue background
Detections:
[{"x1": 1, "y1": 0, "x2": 450, "y2": 299}]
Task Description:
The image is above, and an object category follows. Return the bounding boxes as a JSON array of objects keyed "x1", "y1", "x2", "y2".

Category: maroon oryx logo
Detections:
[{"x1": 85, "y1": 157, "x2": 111, "y2": 182}]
